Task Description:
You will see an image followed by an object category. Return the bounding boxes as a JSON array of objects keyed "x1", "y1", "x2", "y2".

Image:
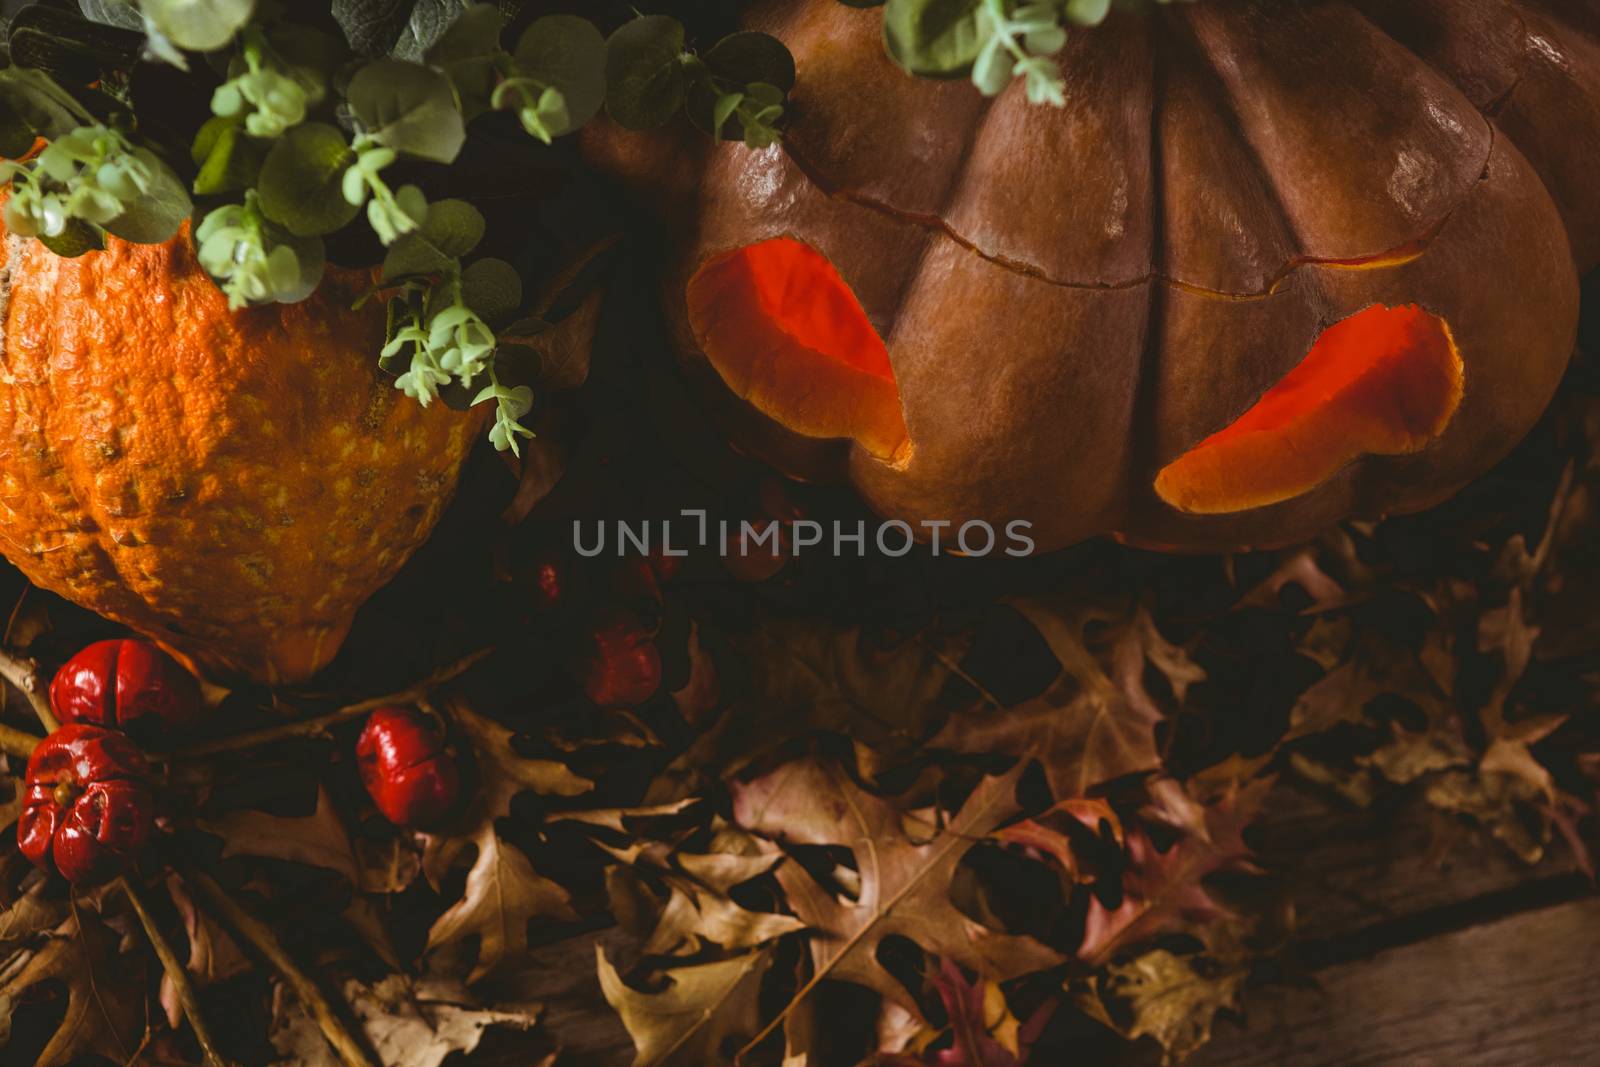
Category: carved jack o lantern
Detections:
[{"x1": 585, "y1": 0, "x2": 1600, "y2": 552}]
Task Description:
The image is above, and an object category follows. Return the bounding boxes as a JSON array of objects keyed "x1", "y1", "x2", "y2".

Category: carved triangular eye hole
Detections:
[
  {"x1": 686, "y1": 237, "x2": 910, "y2": 462},
  {"x1": 1156, "y1": 304, "x2": 1465, "y2": 514}
]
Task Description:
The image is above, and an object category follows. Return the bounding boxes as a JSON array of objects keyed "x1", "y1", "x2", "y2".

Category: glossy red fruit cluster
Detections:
[
  {"x1": 50, "y1": 638, "x2": 202, "y2": 733},
  {"x1": 356, "y1": 706, "x2": 461, "y2": 829},
  {"x1": 18, "y1": 724, "x2": 154, "y2": 884},
  {"x1": 582, "y1": 618, "x2": 662, "y2": 707}
]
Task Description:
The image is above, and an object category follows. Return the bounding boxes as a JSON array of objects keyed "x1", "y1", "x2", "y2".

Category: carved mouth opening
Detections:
[
  {"x1": 1155, "y1": 304, "x2": 1464, "y2": 514},
  {"x1": 686, "y1": 237, "x2": 910, "y2": 461}
]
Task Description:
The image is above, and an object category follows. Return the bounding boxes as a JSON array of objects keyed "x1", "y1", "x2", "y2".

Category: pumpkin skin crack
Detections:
[{"x1": 1154, "y1": 304, "x2": 1464, "y2": 514}]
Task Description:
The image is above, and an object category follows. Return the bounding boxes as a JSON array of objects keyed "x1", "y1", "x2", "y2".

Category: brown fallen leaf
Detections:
[
  {"x1": 424, "y1": 698, "x2": 593, "y2": 888},
  {"x1": 733, "y1": 759, "x2": 1061, "y2": 1023},
  {"x1": 426, "y1": 821, "x2": 577, "y2": 982},
  {"x1": 199, "y1": 784, "x2": 360, "y2": 886},
  {"x1": 159, "y1": 873, "x2": 249, "y2": 1028},
  {"x1": 1287, "y1": 632, "x2": 1451, "y2": 740},
  {"x1": 447, "y1": 698, "x2": 594, "y2": 820},
  {"x1": 613, "y1": 868, "x2": 804, "y2": 958},
  {"x1": 683, "y1": 620, "x2": 973, "y2": 782},
  {"x1": 932, "y1": 603, "x2": 1190, "y2": 798},
  {"x1": 0, "y1": 881, "x2": 67, "y2": 957},
  {"x1": 597, "y1": 945, "x2": 772, "y2": 1067},
  {"x1": 1078, "y1": 948, "x2": 1246, "y2": 1066},
  {"x1": 671, "y1": 622, "x2": 722, "y2": 727},
  {"x1": 0, "y1": 908, "x2": 146, "y2": 1067},
  {"x1": 269, "y1": 973, "x2": 539, "y2": 1067}
]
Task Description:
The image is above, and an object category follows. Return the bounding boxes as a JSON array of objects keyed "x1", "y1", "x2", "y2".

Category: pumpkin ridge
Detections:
[{"x1": 780, "y1": 136, "x2": 1476, "y2": 304}]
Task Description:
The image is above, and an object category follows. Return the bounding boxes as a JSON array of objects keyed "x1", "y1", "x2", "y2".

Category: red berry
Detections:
[
  {"x1": 614, "y1": 547, "x2": 686, "y2": 603},
  {"x1": 356, "y1": 706, "x2": 460, "y2": 829},
  {"x1": 722, "y1": 521, "x2": 788, "y2": 583},
  {"x1": 581, "y1": 619, "x2": 662, "y2": 707},
  {"x1": 530, "y1": 554, "x2": 566, "y2": 613},
  {"x1": 50, "y1": 638, "x2": 202, "y2": 733},
  {"x1": 18, "y1": 724, "x2": 154, "y2": 884}
]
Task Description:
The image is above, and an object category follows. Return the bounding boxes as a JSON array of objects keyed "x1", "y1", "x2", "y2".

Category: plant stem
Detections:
[
  {"x1": 166, "y1": 647, "x2": 493, "y2": 761},
  {"x1": 0, "y1": 721, "x2": 41, "y2": 759},
  {"x1": 118, "y1": 875, "x2": 234, "y2": 1067},
  {"x1": 182, "y1": 867, "x2": 378, "y2": 1067},
  {"x1": 0, "y1": 647, "x2": 58, "y2": 733}
]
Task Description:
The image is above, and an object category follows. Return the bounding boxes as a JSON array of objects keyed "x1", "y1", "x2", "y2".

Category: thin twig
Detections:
[
  {"x1": 0, "y1": 646, "x2": 58, "y2": 733},
  {"x1": 0, "y1": 721, "x2": 40, "y2": 759},
  {"x1": 167, "y1": 647, "x2": 494, "y2": 761},
  {"x1": 181, "y1": 867, "x2": 378, "y2": 1067},
  {"x1": 118, "y1": 875, "x2": 233, "y2": 1067}
]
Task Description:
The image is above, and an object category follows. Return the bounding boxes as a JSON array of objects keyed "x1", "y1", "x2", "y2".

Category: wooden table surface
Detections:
[{"x1": 485, "y1": 780, "x2": 1598, "y2": 1067}]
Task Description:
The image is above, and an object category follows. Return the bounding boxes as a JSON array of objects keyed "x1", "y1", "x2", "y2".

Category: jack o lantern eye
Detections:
[
  {"x1": 1156, "y1": 304, "x2": 1464, "y2": 515},
  {"x1": 686, "y1": 237, "x2": 909, "y2": 462}
]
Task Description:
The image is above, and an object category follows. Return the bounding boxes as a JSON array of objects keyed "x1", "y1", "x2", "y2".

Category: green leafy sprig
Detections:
[
  {"x1": 0, "y1": 67, "x2": 190, "y2": 255},
  {"x1": 2, "y1": 2, "x2": 796, "y2": 453},
  {"x1": 876, "y1": 0, "x2": 1191, "y2": 102}
]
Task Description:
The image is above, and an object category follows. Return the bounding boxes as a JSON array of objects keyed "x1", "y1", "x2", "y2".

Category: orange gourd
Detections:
[{"x1": 0, "y1": 223, "x2": 477, "y2": 682}]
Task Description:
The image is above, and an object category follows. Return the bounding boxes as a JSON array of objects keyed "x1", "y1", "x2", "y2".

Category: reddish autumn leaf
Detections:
[{"x1": 1079, "y1": 778, "x2": 1271, "y2": 965}]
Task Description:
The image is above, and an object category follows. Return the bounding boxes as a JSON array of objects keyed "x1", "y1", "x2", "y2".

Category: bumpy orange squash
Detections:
[
  {"x1": 584, "y1": 0, "x2": 1600, "y2": 553},
  {"x1": 0, "y1": 224, "x2": 477, "y2": 682}
]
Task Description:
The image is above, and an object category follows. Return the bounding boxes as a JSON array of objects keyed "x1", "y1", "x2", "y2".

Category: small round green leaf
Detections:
[
  {"x1": 257, "y1": 122, "x2": 361, "y2": 237},
  {"x1": 0, "y1": 68, "x2": 92, "y2": 155},
  {"x1": 426, "y1": 3, "x2": 503, "y2": 118},
  {"x1": 380, "y1": 198, "x2": 486, "y2": 280},
  {"x1": 604, "y1": 15, "x2": 687, "y2": 130},
  {"x1": 513, "y1": 15, "x2": 606, "y2": 136},
  {"x1": 347, "y1": 59, "x2": 466, "y2": 163},
  {"x1": 38, "y1": 217, "x2": 106, "y2": 258},
  {"x1": 883, "y1": 0, "x2": 986, "y2": 78},
  {"x1": 460, "y1": 256, "x2": 522, "y2": 324},
  {"x1": 101, "y1": 147, "x2": 192, "y2": 244},
  {"x1": 702, "y1": 32, "x2": 796, "y2": 93},
  {"x1": 141, "y1": 0, "x2": 254, "y2": 52}
]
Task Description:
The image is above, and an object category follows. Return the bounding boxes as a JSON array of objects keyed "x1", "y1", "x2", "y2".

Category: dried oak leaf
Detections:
[
  {"x1": 0, "y1": 881, "x2": 67, "y2": 957},
  {"x1": 160, "y1": 873, "x2": 249, "y2": 1028},
  {"x1": 425, "y1": 820, "x2": 578, "y2": 982},
  {"x1": 270, "y1": 973, "x2": 539, "y2": 1067},
  {"x1": 602, "y1": 832, "x2": 804, "y2": 956},
  {"x1": 877, "y1": 957, "x2": 1047, "y2": 1067},
  {"x1": 0, "y1": 909, "x2": 146, "y2": 1067},
  {"x1": 1424, "y1": 766, "x2": 1556, "y2": 865},
  {"x1": 1288, "y1": 632, "x2": 1451, "y2": 741},
  {"x1": 1078, "y1": 948, "x2": 1246, "y2": 1066},
  {"x1": 198, "y1": 783, "x2": 360, "y2": 886},
  {"x1": 992, "y1": 798, "x2": 1122, "y2": 885},
  {"x1": 423, "y1": 698, "x2": 593, "y2": 887},
  {"x1": 931, "y1": 602, "x2": 1195, "y2": 799},
  {"x1": 681, "y1": 620, "x2": 972, "y2": 782},
  {"x1": 449, "y1": 697, "x2": 594, "y2": 820},
  {"x1": 597, "y1": 945, "x2": 772, "y2": 1067},
  {"x1": 1079, "y1": 778, "x2": 1270, "y2": 965},
  {"x1": 733, "y1": 758, "x2": 1062, "y2": 1017}
]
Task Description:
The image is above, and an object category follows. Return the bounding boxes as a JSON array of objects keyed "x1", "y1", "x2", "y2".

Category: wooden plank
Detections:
[
  {"x1": 1181, "y1": 898, "x2": 1600, "y2": 1067},
  {"x1": 1246, "y1": 782, "x2": 1581, "y2": 944}
]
